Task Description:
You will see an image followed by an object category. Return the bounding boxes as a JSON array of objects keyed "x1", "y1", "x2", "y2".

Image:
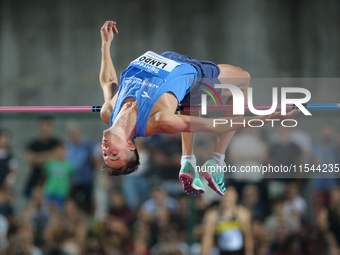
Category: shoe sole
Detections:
[
  {"x1": 178, "y1": 174, "x2": 205, "y2": 195},
  {"x1": 200, "y1": 171, "x2": 225, "y2": 196}
]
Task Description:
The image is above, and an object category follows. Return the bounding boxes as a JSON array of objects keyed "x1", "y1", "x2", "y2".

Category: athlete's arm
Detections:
[
  {"x1": 158, "y1": 110, "x2": 300, "y2": 134},
  {"x1": 99, "y1": 21, "x2": 119, "y2": 124}
]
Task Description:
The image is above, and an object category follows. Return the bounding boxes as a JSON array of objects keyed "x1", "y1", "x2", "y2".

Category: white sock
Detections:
[
  {"x1": 181, "y1": 155, "x2": 197, "y2": 167},
  {"x1": 212, "y1": 152, "x2": 225, "y2": 166}
]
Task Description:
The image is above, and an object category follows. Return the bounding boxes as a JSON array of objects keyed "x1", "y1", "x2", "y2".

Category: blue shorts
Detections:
[
  {"x1": 160, "y1": 51, "x2": 221, "y2": 105},
  {"x1": 160, "y1": 51, "x2": 220, "y2": 78}
]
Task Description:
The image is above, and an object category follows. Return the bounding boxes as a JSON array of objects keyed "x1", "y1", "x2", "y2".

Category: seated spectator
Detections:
[
  {"x1": 0, "y1": 129, "x2": 17, "y2": 191},
  {"x1": 140, "y1": 187, "x2": 179, "y2": 223},
  {"x1": 283, "y1": 182, "x2": 307, "y2": 220},
  {"x1": 106, "y1": 191, "x2": 134, "y2": 226},
  {"x1": 44, "y1": 198, "x2": 87, "y2": 254},
  {"x1": 140, "y1": 187, "x2": 180, "y2": 247},
  {"x1": 241, "y1": 184, "x2": 268, "y2": 221},
  {"x1": 318, "y1": 186, "x2": 340, "y2": 255},
  {"x1": 264, "y1": 198, "x2": 301, "y2": 253},
  {"x1": 150, "y1": 226, "x2": 189, "y2": 255},
  {"x1": 42, "y1": 145, "x2": 74, "y2": 210}
]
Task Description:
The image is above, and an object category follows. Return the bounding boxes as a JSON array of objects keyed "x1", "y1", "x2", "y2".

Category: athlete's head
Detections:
[
  {"x1": 101, "y1": 129, "x2": 140, "y2": 176},
  {"x1": 220, "y1": 186, "x2": 238, "y2": 208}
]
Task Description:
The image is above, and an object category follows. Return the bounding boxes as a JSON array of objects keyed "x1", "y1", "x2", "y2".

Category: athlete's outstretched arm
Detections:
[
  {"x1": 99, "y1": 20, "x2": 119, "y2": 124},
  {"x1": 158, "y1": 110, "x2": 300, "y2": 134}
]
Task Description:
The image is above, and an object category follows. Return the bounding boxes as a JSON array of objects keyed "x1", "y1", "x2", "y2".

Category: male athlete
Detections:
[{"x1": 99, "y1": 21, "x2": 299, "y2": 196}]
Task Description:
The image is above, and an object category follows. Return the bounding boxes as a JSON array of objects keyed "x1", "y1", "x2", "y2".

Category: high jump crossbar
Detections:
[{"x1": 0, "y1": 104, "x2": 339, "y2": 113}]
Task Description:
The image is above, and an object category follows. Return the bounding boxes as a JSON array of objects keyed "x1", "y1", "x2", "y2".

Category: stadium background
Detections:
[{"x1": 1, "y1": 0, "x2": 340, "y2": 254}]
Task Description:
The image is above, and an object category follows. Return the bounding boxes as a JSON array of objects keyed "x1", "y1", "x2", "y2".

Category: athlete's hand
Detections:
[
  {"x1": 269, "y1": 109, "x2": 300, "y2": 120},
  {"x1": 257, "y1": 109, "x2": 300, "y2": 125},
  {"x1": 100, "y1": 21, "x2": 118, "y2": 44}
]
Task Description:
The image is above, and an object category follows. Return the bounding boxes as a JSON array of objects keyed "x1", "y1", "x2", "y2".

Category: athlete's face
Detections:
[
  {"x1": 102, "y1": 129, "x2": 134, "y2": 169},
  {"x1": 221, "y1": 186, "x2": 238, "y2": 206}
]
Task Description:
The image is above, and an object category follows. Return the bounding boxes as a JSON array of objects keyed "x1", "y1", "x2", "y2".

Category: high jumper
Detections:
[{"x1": 99, "y1": 20, "x2": 299, "y2": 196}]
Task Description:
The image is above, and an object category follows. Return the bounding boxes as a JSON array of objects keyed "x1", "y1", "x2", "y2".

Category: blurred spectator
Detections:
[
  {"x1": 267, "y1": 128, "x2": 297, "y2": 201},
  {"x1": 42, "y1": 145, "x2": 74, "y2": 210},
  {"x1": 252, "y1": 221, "x2": 269, "y2": 255},
  {"x1": 0, "y1": 214, "x2": 8, "y2": 253},
  {"x1": 122, "y1": 138, "x2": 151, "y2": 210},
  {"x1": 318, "y1": 186, "x2": 340, "y2": 255},
  {"x1": 270, "y1": 126, "x2": 312, "y2": 164},
  {"x1": 150, "y1": 226, "x2": 189, "y2": 255},
  {"x1": 0, "y1": 129, "x2": 17, "y2": 191},
  {"x1": 140, "y1": 187, "x2": 179, "y2": 224},
  {"x1": 128, "y1": 221, "x2": 151, "y2": 255},
  {"x1": 44, "y1": 198, "x2": 87, "y2": 254},
  {"x1": 283, "y1": 182, "x2": 307, "y2": 220},
  {"x1": 149, "y1": 134, "x2": 182, "y2": 195},
  {"x1": 93, "y1": 144, "x2": 111, "y2": 221},
  {"x1": 24, "y1": 116, "x2": 62, "y2": 198},
  {"x1": 127, "y1": 236, "x2": 150, "y2": 255},
  {"x1": 66, "y1": 123, "x2": 95, "y2": 214},
  {"x1": 83, "y1": 232, "x2": 106, "y2": 255},
  {"x1": 140, "y1": 187, "x2": 180, "y2": 247},
  {"x1": 335, "y1": 128, "x2": 340, "y2": 160},
  {"x1": 6, "y1": 227, "x2": 42, "y2": 255},
  {"x1": 274, "y1": 234, "x2": 303, "y2": 255},
  {"x1": 0, "y1": 189, "x2": 14, "y2": 223},
  {"x1": 201, "y1": 186, "x2": 253, "y2": 255},
  {"x1": 229, "y1": 128, "x2": 268, "y2": 199},
  {"x1": 175, "y1": 194, "x2": 208, "y2": 244},
  {"x1": 241, "y1": 184, "x2": 268, "y2": 221},
  {"x1": 25, "y1": 187, "x2": 50, "y2": 248},
  {"x1": 269, "y1": 127, "x2": 302, "y2": 173},
  {"x1": 264, "y1": 198, "x2": 301, "y2": 254},
  {"x1": 106, "y1": 191, "x2": 134, "y2": 226},
  {"x1": 101, "y1": 218, "x2": 129, "y2": 255},
  {"x1": 312, "y1": 123, "x2": 339, "y2": 215}
]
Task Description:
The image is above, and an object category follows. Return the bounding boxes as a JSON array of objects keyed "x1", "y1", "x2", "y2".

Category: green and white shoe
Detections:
[
  {"x1": 200, "y1": 158, "x2": 226, "y2": 196},
  {"x1": 179, "y1": 161, "x2": 205, "y2": 195}
]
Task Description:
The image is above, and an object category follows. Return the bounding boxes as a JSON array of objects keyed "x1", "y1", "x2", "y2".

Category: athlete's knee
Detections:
[
  {"x1": 243, "y1": 70, "x2": 251, "y2": 79},
  {"x1": 242, "y1": 70, "x2": 251, "y2": 89},
  {"x1": 218, "y1": 64, "x2": 251, "y2": 79}
]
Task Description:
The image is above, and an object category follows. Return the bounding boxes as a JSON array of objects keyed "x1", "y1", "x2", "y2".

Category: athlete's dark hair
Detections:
[{"x1": 102, "y1": 147, "x2": 140, "y2": 176}]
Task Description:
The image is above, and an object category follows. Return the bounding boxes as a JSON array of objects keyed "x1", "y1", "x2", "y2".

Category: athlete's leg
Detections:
[
  {"x1": 214, "y1": 64, "x2": 250, "y2": 154},
  {"x1": 201, "y1": 64, "x2": 250, "y2": 196},
  {"x1": 179, "y1": 111, "x2": 205, "y2": 194}
]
